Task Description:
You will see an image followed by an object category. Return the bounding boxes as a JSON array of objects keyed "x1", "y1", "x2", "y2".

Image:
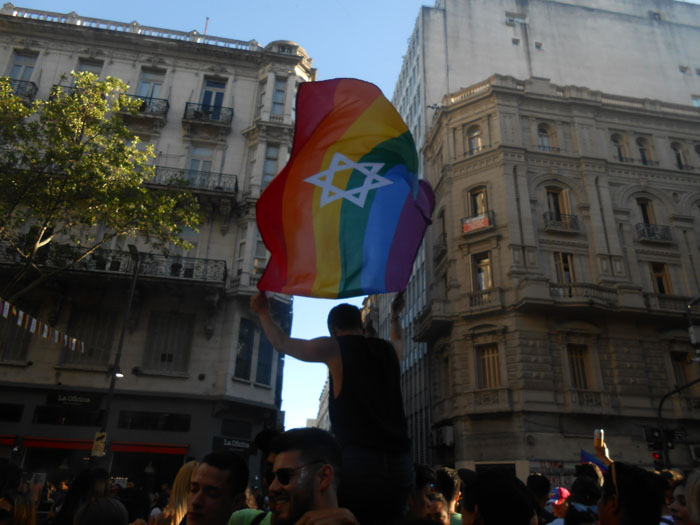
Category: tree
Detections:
[{"x1": 0, "y1": 72, "x2": 201, "y2": 301}]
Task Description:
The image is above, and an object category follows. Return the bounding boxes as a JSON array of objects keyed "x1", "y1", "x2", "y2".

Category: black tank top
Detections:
[{"x1": 328, "y1": 335, "x2": 410, "y2": 453}]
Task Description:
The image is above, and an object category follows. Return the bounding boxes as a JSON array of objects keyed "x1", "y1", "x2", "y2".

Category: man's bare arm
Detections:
[
  {"x1": 390, "y1": 291, "x2": 405, "y2": 361},
  {"x1": 251, "y1": 293, "x2": 338, "y2": 364}
]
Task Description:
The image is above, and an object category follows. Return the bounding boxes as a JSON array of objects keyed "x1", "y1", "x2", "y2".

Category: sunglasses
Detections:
[{"x1": 269, "y1": 460, "x2": 324, "y2": 486}]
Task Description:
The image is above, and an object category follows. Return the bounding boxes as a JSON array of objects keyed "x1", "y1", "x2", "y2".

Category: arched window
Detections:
[
  {"x1": 636, "y1": 198, "x2": 656, "y2": 225},
  {"x1": 537, "y1": 124, "x2": 552, "y2": 151},
  {"x1": 467, "y1": 125, "x2": 482, "y2": 155},
  {"x1": 671, "y1": 142, "x2": 686, "y2": 169},
  {"x1": 611, "y1": 134, "x2": 626, "y2": 161},
  {"x1": 636, "y1": 137, "x2": 651, "y2": 165}
]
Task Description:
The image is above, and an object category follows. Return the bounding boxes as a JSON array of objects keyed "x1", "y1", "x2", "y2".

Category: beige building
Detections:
[
  {"x1": 418, "y1": 74, "x2": 700, "y2": 479},
  {"x1": 0, "y1": 4, "x2": 315, "y2": 484},
  {"x1": 383, "y1": 0, "x2": 700, "y2": 467}
]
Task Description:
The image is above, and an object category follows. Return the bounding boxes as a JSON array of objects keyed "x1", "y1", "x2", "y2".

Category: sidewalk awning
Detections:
[
  {"x1": 23, "y1": 437, "x2": 92, "y2": 450},
  {"x1": 111, "y1": 441, "x2": 188, "y2": 455}
]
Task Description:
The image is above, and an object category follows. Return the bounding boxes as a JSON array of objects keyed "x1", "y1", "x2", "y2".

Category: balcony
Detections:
[
  {"x1": 564, "y1": 389, "x2": 612, "y2": 413},
  {"x1": 462, "y1": 210, "x2": 495, "y2": 235},
  {"x1": 537, "y1": 145, "x2": 561, "y2": 153},
  {"x1": 549, "y1": 283, "x2": 617, "y2": 306},
  {"x1": 150, "y1": 166, "x2": 238, "y2": 195},
  {"x1": 124, "y1": 95, "x2": 170, "y2": 119},
  {"x1": 461, "y1": 388, "x2": 512, "y2": 414},
  {"x1": 10, "y1": 79, "x2": 38, "y2": 101},
  {"x1": 433, "y1": 233, "x2": 447, "y2": 262},
  {"x1": 0, "y1": 243, "x2": 227, "y2": 284},
  {"x1": 640, "y1": 159, "x2": 660, "y2": 167},
  {"x1": 635, "y1": 223, "x2": 672, "y2": 243},
  {"x1": 465, "y1": 288, "x2": 503, "y2": 314},
  {"x1": 614, "y1": 156, "x2": 634, "y2": 163},
  {"x1": 413, "y1": 299, "x2": 453, "y2": 342},
  {"x1": 464, "y1": 144, "x2": 491, "y2": 157},
  {"x1": 183, "y1": 102, "x2": 233, "y2": 127},
  {"x1": 645, "y1": 293, "x2": 695, "y2": 315},
  {"x1": 543, "y1": 212, "x2": 580, "y2": 233}
]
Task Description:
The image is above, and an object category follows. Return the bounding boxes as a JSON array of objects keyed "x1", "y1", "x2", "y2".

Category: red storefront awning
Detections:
[
  {"x1": 111, "y1": 441, "x2": 188, "y2": 455},
  {"x1": 0, "y1": 435, "x2": 17, "y2": 446},
  {"x1": 23, "y1": 437, "x2": 92, "y2": 450}
]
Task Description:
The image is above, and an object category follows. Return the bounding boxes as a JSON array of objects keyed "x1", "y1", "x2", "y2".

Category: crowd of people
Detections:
[{"x1": 2, "y1": 297, "x2": 699, "y2": 524}]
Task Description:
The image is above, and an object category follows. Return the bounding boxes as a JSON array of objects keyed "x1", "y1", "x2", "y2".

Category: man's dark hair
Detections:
[
  {"x1": 526, "y1": 472, "x2": 551, "y2": 500},
  {"x1": 575, "y1": 462, "x2": 603, "y2": 486},
  {"x1": 201, "y1": 451, "x2": 249, "y2": 498},
  {"x1": 600, "y1": 462, "x2": 664, "y2": 525},
  {"x1": 475, "y1": 470, "x2": 536, "y2": 525},
  {"x1": 436, "y1": 467, "x2": 461, "y2": 503},
  {"x1": 270, "y1": 428, "x2": 342, "y2": 479},
  {"x1": 414, "y1": 464, "x2": 436, "y2": 491},
  {"x1": 570, "y1": 475, "x2": 600, "y2": 506},
  {"x1": 327, "y1": 304, "x2": 363, "y2": 332}
]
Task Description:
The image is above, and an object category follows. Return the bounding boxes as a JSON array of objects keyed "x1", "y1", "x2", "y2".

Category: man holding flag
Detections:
[{"x1": 251, "y1": 291, "x2": 413, "y2": 525}]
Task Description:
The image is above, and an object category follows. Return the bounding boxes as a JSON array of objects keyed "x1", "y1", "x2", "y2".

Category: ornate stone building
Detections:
[
  {"x1": 383, "y1": 0, "x2": 700, "y2": 467},
  {"x1": 0, "y1": 4, "x2": 315, "y2": 484},
  {"x1": 419, "y1": 74, "x2": 700, "y2": 479}
]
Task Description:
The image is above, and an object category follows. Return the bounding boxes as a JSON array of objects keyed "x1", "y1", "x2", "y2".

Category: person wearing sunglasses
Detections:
[
  {"x1": 251, "y1": 292, "x2": 412, "y2": 524},
  {"x1": 597, "y1": 461, "x2": 665, "y2": 525},
  {"x1": 265, "y1": 428, "x2": 358, "y2": 525}
]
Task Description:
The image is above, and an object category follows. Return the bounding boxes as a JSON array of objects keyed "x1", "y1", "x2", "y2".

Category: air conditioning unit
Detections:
[{"x1": 431, "y1": 425, "x2": 455, "y2": 447}]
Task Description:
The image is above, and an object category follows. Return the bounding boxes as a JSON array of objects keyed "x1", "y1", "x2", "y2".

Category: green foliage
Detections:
[{"x1": 0, "y1": 72, "x2": 201, "y2": 300}]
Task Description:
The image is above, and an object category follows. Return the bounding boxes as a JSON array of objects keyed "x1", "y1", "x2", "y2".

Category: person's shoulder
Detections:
[
  {"x1": 228, "y1": 508, "x2": 266, "y2": 525},
  {"x1": 450, "y1": 512, "x2": 462, "y2": 525}
]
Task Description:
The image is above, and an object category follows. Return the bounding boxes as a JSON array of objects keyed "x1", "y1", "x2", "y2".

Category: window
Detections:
[
  {"x1": 255, "y1": 79, "x2": 266, "y2": 117},
  {"x1": 636, "y1": 137, "x2": 652, "y2": 165},
  {"x1": 8, "y1": 51, "x2": 37, "y2": 81},
  {"x1": 671, "y1": 352, "x2": 689, "y2": 387},
  {"x1": 221, "y1": 419, "x2": 252, "y2": 439},
  {"x1": 465, "y1": 125, "x2": 482, "y2": 155},
  {"x1": 473, "y1": 252, "x2": 492, "y2": 291},
  {"x1": 76, "y1": 59, "x2": 103, "y2": 76},
  {"x1": 201, "y1": 79, "x2": 226, "y2": 119},
  {"x1": 568, "y1": 344, "x2": 590, "y2": 390},
  {"x1": 470, "y1": 187, "x2": 488, "y2": 217},
  {"x1": 0, "y1": 403, "x2": 23, "y2": 422},
  {"x1": 696, "y1": 144, "x2": 700, "y2": 163},
  {"x1": 271, "y1": 77, "x2": 286, "y2": 116},
  {"x1": 637, "y1": 199, "x2": 656, "y2": 225},
  {"x1": 693, "y1": 96, "x2": 700, "y2": 108},
  {"x1": 142, "y1": 312, "x2": 194, "y2": 373},
  {"x1": 263, "y1": 144, "x2": 280, "y2": 188},
  {"x1": 236, "y1": 227, "x2": 247, "y2": 276},
  {"x1": 234, "y1": 318, "x2": 256, "y2": 380},
  {"x1": 547, "y1": 188, "x2": 572, "y2": 219},
  {"x1": 118, "y1": 411, "x2": 190, "y2": 432},
  {"x1": 33, "y1": 405, "x2": 103, "y2": 426},
  {"x1": 554, "y1": 252, "x2": 575, "y2": 284},
  {"x1": 60, "y1": 308, "x2": 117, "y2": 366},
  {"x1": 477, "y1": 344, "x2": 501, "y2": 389},
  {"x1": 671, "y1": 142, "x2": 686, "y2": 169},
  {"x1": 611, "y1": 134, "x2": 627, "y2": 161},
  {"x1": 137, "y1": 70, "x2": 165, "y2": 99},
  {"x1": 256, "y1": 330, "x2": 274, "y2": 385},
  {"x1": 650, "y1": 263, "x2": 672, "y2": 295},
  {"x1": 253, "y1": 233, "x2": 267, "y2": 277},
  {"x1": 537, "y1": 123, "x2": 552, "y2": 151},
  {"x1": 188, "y1": 146, "x2": 213, "y2": 176}
]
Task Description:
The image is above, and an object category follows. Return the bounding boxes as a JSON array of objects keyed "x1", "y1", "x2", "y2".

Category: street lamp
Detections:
[{"x1": 92, "y1": 244, "x2": 140, "y2": 465}]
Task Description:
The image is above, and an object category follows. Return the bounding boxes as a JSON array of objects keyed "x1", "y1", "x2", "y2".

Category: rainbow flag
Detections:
[{"x1": 257, "y1": 78, "x2": 434, "y2": 299}]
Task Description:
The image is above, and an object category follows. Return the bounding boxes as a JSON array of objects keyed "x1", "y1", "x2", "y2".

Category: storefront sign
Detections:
[
  {"x1": 212, "y1": 436, "x2": 251, "y2": 452},
  {"x1": 47, "y1": 392, "x2": 100, "y2": 408}
]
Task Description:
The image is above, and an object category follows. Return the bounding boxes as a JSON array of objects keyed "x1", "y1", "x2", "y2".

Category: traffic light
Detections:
[
  {"x1": 646, "y1": 427, "x2": 662, "y2": 451},
  {"x1": 653, "y1": 452, "x2": 664, "y2": 470},
  {"x1": 664, "y1": 429, "x2": 675, "y2": 450}
]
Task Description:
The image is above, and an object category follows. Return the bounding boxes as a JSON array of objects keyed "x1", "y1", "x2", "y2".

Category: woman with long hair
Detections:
[{"x1": 153, "y1": 461, "x2": 199, "y2": 525}]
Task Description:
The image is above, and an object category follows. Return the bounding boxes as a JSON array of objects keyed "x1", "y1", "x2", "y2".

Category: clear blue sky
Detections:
[{"x1": 16, "y1": 0, "x2": 429, "y2": 429}]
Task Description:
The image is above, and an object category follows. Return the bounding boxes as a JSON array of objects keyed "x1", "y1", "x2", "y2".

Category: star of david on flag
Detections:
[{"x1": 256, "y1": 78, "x2": 435, "y2": 299}]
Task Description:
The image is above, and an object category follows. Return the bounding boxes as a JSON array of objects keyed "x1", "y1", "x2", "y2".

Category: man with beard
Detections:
[
  {"x1": 266, "y1": 428, "x2": 357, "y2": 525},
  {"x1": 187, "y1": 451, "x2": 248, "y2": 525}
]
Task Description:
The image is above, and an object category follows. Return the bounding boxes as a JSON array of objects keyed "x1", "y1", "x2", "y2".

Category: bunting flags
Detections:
[
  {"x1": 0, "y1": 296, "x2": 84, "y2": 352},
  {"x1": 256, "y1": 78, "x2": 435, "y2": 298}
]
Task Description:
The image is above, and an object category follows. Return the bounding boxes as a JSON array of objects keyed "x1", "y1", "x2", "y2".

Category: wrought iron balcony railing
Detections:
[
  {"x1": 150, "y1": 166, "x2": 238, "y2": 194},
  {"x1": 462, "y1": 210, "x2": 495, "y2": 234},
  {"x1": 537, "y1": 144, "x2": 561, "y2": 153},
  {"x1": 640, "y1": 159, "x2": 660, "y2": 167},
  {"x1": 183, "y1": 102, "x2": 233, "y2": 126},
  {"x1": 0, "y1": 242, "x2": 227, "y2": 283},
  {"x1": 10, "y1": 79, "x2": 38, "y2": 100},
  {"x1": 635, "y1": 223, "x2": 672, "y2": 242},
  {"x1": 125, "y1": 95, "x2": 170, "y2": 118},
  {"x1": 543, "y1": 211, "x2": 580, "y2": 231},
  {"x1": 550, "y1": 283, "x2": 617, "y2": 305}
]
